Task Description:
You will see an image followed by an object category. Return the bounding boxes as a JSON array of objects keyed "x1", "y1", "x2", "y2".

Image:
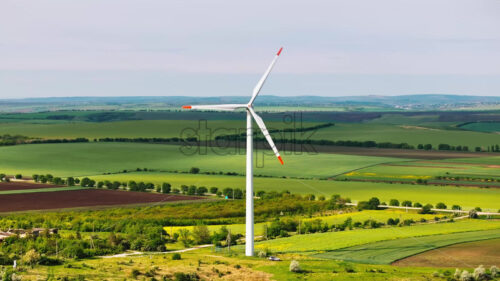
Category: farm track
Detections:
[{"x1": 0, "y1": 189, "x2": 205, "y2": 212}]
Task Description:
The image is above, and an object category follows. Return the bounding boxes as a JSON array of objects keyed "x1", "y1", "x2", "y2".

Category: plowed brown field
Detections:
[{"x1": 0, "y1": 189, "x2": 204, "y2": 212}]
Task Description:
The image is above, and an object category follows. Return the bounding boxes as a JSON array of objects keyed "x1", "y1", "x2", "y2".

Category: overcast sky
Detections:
[{"x1": 1, "y1": 0, "x2": 500, "y2": 98}]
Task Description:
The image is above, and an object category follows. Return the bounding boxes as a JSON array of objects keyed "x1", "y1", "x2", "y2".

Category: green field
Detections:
[
  {"x1": 342, "y1": 160, "x2": 500, "y2": 181},
  {"x1": 460, "y1": 122, "x2": 500, "y2": 133},
  {"x1": 252, "y1": 219, "x2": 500, "y2": 254},
  {"x1": 0, "y1": 119, "x2": 317, "y2": 139},
  {"x1": 164, "y1": 210, "x2": 445, "y2": 237},
  {"x1": 91, "y1": 172, "x2": 500, "y2": 209},
  {"x1": 314, "y1": 229, "x2": 500, "y2": 264},
  {"x1": 0, "y1": 142, "x2": 405, "y2": 178},
  {"x1": 290, "y1": 122, "x2": 500, "y2": 148}
]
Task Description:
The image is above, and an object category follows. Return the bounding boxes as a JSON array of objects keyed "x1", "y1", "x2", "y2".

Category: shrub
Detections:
[
  {"x1": 468, "y1": 209, "x2": 478, "y2": 219},
  {"x1": 452, "y1": 205, "x2": 461, "y2": 210},
  {"x1": 473, "y1": 265, "x2": 486, "y2": 281},
  {"x1": 130, "y1": 269, "x2": 141, "y2": 279},
  {"x1": 460, "y1": 270, "x2": 472, "y2": 281},
  {"x1": 389, "y1": 199, "x2": 400, "y2": 206},
  {"x1": 15, "y1": 174, "x2": 22, "y2": 179},
  {"x1": 209, "y1": 187, "x2": 218, "y2": 194},
  {"x1": 289, "y1": 260, "x2": 301, "y2": 273},
  {"x1": 257, "y1": 251, "x2": 267, "y2": 258},
  {"x1": 172, "y1": 253, "x2": 181, "y2": 260},
  {"x1": 161, "y1": 183, "x2": 171, "y2": 194},
  {"x1": 174, "y1": 272, "x2": 199, "y2": 281},
  {"x1": 189, "y1": 167, "x2": 200, "y2": 174},
  {"x1": 401, "y1": 200, "x2": 412, "y2": 207},
  {"x1": 436, "y1": 202, "x2": 447, "y2": 209},
  {"x1": 490, "y1": 265, "x2": 498, "y2": 277},
  {"x1": 419, "y1": 204, "x2": 433, "y2": 214},
  {"x1": 454, "y1": 268, "x2": 461, "y2": 279},
  {"x1": 196, "y1": 186, "x2": 208, "y2": 196},
  {"x1": 414, "y1": 202, "x2": 423, "y2": 208},
  {"x1": 192, "y1": 225, "x2": 211, "y2": 244}
]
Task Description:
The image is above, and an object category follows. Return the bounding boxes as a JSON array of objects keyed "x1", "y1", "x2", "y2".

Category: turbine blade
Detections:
[
  {"x1": 248, "y1": 107, "x2": 283, "y2": 165},
  {"x1": 248, "y1": 47, "x2": 283, "y2": 105},
  {"x1": 181, "y1": 104, "x2": 247, "y2": 111}
]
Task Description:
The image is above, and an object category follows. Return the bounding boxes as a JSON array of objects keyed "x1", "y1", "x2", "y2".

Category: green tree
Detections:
[
  {"x1": 187, "y1": 185, "x2": 197, "y2": 195},
  {"x1": 80, "y1": 177, "x2": 91, "y2": 187},
  {"x1": 66, "y1": 177, "x2": 75, "y2": 186},
  {"x1": 189, "y1": 167, "x2": 200, "y2": 174},
  {"x1": 196, "y1": 186, "x2": 208, "y2": 196},
  {"x1": 401, "y1": 200, "x2": 412, "y2": 207},
  {"x1": 161, "y1": 183, "x2": 171, "y2": 194},
  {"x1": 22, "y1": 249, "x2": 40, "y2": 268},
  {"x1": 389, "y1": 199, "x2": 400, "y2": 206},
  {"x1": 178, "y1": 229, "x2": 192, "y2": 247},
  {"x1": 222, "y1": 187, "x2": 233, "y2": 198},
  {"x1": 192, "y1": 225, "x2": 211, "y2": 244},
  {"x1": 435, "y1": 202, "x2": 447, "y2": 209},
  {"x1": 209, "y1": 187, "x2": 218, "y2": 194},
  {"x1": 419, "y1": 204, "x2": 434, "y2": 214},
  {"x1": 233, "y1": 188, "x2": 243, "y2": 199}
]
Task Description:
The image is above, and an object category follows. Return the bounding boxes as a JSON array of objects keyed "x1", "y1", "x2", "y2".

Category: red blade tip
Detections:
[
  {"x1": 277, "y1": 47, "x2": 283, "y2": 56},
  {"x1": 277, "y1": 155, "x2": 284, "y2": 165},
  {"x1": 182, "y1": 105, "x2": 192, "y2": 109}
]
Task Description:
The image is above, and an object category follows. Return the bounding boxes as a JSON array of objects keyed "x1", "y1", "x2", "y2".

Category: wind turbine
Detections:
[{"x1": 182, "y1": 47, "x2": 284, "y2": 256}]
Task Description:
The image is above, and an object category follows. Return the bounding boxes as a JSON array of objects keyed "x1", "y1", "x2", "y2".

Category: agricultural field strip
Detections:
[
  {"x1": 89, "y1": 171, "x2": 500, "y2": 209},
  {"x1": 252, "y1": 220, "x2": 500, "y2": 254},
  {"x1": 0, "y1": 142, "x2": 408, "y2": 178},
  {"x1": 0, "y1": 186, "x2": 87, "y2": 195},
  {"x1": 163, "y1": 210, "x2": 446, "y2": 236},
  {"x1": 313, "y1": 228, "x2": 500, "y2": 264},
  {"x1": 393, "y1": 237, "x2": 500, "y2": 268},
  {"x1": 3, "y1": 117, "x2": 500, "y2": 148}
]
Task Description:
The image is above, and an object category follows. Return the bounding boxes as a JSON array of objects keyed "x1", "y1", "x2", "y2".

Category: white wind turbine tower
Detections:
[{"x1": 182, "y1": 47, "x2": 284, "y2": 256}]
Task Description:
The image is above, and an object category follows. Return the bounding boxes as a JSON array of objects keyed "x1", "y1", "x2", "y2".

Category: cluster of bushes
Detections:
[
  {"x1": 437, "y1": 144, "x2": 469, "y2": 151},
  {"x1": 358, "y1": 197, "x2": 469, "y2": 214},
  {"x1": 0, "y1": 226, "x2": 167, "y2": 266},
  {"x1": 431, "y1": 265, "x2": 498, "y2": 280},
  {"x1": 0, "y1": 134, "x2": 31, "y2": 146},
  {"x1": 33, "y1": 174, "x2": 79, "y2": 186},
  {"x1": 97, "y1": 137, "x2": 197, "y2": 143},
  {"x1": 435, "y1": 175, "x2": 500, "y2": 183}
]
